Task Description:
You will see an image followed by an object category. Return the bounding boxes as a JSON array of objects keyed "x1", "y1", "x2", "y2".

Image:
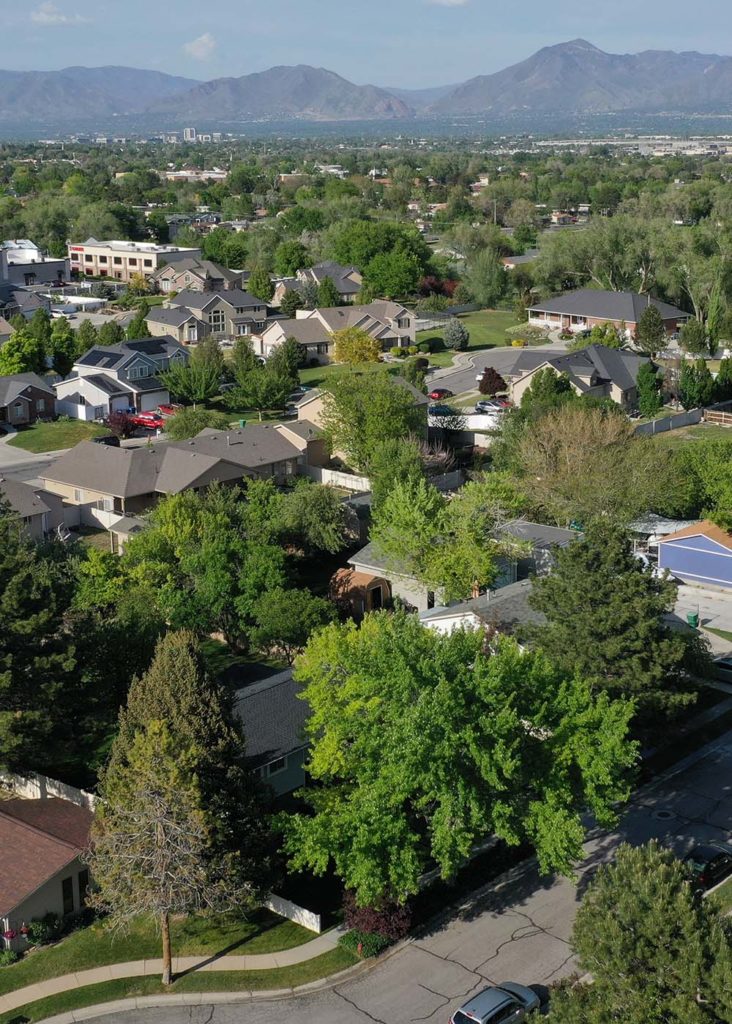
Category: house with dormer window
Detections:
[
  {"x1": 164, "y1": 288, "x2": 268, "y2": 340},
  {"x1": 54, "y1": 336, "x2": 188, "y2": 421}
]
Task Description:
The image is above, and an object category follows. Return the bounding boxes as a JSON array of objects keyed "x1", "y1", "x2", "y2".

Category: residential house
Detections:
[
  {"x1": 0, "y1": 372, "x2": 56, "y2": 425},
  {"x1": 67, "y1": 239, "x2": 201, "y2": 284},
  {"x1": 257, "y1": 301, "x2": 416, "y2": 365},
  {"x1": 295, "y1": 377, "x2": 429, "y2": 444},
  {"x1": 501, "y1": 249, "x2": 540, "y2": 270},
  {"x1": 419, "y1": 579, "x2": 545, "y2": 637},
  {"x1": 330, "y1": 565, "x2": 392, "y2": 620},
  {"x1": 150, "y1": 257, "x2": 245, "y2": 295},
  {"x1": 509, "y1": 344, "x2": 650, "y2": 410},
  {"x1": 658, "y1": 520, "x2": 732, "y2": 590},
  {"x1": 0, "y1": 798, "x2": 93, "y2": 951},
  {"x1": 495, "y1": 519, "x2": 581, "y2": 583},
  {"x1": 272, "y1": 262, "x2": 363, "y2": 306},
  {"x1": 0, "y1": 285, "x2": 51, "y2": 321},
  {"x1": 145, "y1": 306, "x2": 209, "y2": 346},
  {"x1": 41, "y1": 424, "x2": 314, "y2": 529},
  {"x1": 0, "y1": 316, "x2": 12, "y2": 344},
  {"x1": 0, "y1": 476, "x2": 65, "y2": 541},
  {"x1": 54, "y1": 337, "x2": 188, "y2": 420},
  {"x1": 342, "y1": 540, "x2": 434, "y2": 613},
  {"x1": 1, "y1": 239, "x2": 70, "y2": 288},
  {"x1": 234, "y1": 671, "x2": 309, "y2": 797},
  {"x1": 165, "y1": 288, "x2": 268, "y2": 340},
  {"x1": 527, "y1": 289, "x2": 689, "y2": 336}
]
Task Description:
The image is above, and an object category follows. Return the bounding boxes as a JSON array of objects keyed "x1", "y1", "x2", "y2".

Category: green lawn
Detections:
[
  {"x1": 651, "y1": 423, "x2": 732, "y2": 448},
  {"x1": 0, "y1": 910, "x2": 312, "y2": 998},
  {"x1": 74, "y1": 526, "x2": 111, "y2": 553},
  {"x1": 418, "y1": 309, "x2": 525, "y2": 368},
  {"x1": 7, "y1": 420, "x2": 107, "y2": 453},
  {"x1": 0, "y1": 948, "x2": 356, "y2": 1024},
  {"x1": 713, "y1": 875, "x2": 732, "y2": 913},
  {"x1": 704, "y1": 626, "x2": 732, "y2": 644}
]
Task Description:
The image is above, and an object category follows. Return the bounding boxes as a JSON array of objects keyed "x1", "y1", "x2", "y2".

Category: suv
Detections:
[
  {"x1": 684, "y1": 843, "x2": 732, "y2": 893},
  {"x1": 450, "y1": 983, "x2": 540, "y2": 1023}
]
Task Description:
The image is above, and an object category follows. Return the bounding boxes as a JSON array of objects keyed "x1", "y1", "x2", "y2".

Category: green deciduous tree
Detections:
[
  {"x1": 0, "y1": 327, "x2": 47, "y2": 375},
  {"x1": 279, "y1": 481, "x2": 347, "y2": 554},
  {"x1": 75, "y1": 318, "x2": 99, "y2": 354},
  {"x1": 231, "y1": 336, "x2": 259, "y2": 386},
  {"x1": 637, "y1": 360, "x2": 664, "y2": 418},
  {"x1": 274, "y1": 240, "x2": 309, "y2": 278},
  {"x1": 548, "y1": 841, "x2": 732, "y2": 1024},
  {"x1": 679, "y1": 357, "x2": 715, "y2": 410},
  {"x1": 283, "y1": 615, "x2": 636, "y2": 905},
  {"x1": 364, "y1": 249, "x2": 421, "y2": 299},
  {"x1": 267, "y1": 337, "x2": 303, "y2": 385},
  {"x1": 529, "y1": 520, "x2": 705, "y2": 715},
  {"x1": 635, "y1": 304, "x2": 667, "y2": 356},
  {"x1": 368, "y1": 437, "x2": 426, "y2": 511},
  {"x1": 234, "y1": 366, "x2": 292, "y2": 420},
  {"x1": 250, "y1": 588, "x2": 335, "y2": 664},
  {"x1": 462, "y1": 250, "x2": 508, "y2": 308},
  {"x1": 160, "y1": 360, "x2": 220, "y2": 408},
  {"x1": 165, "y1": 407, "x2": 231, "y2": 440},
  {"x1": 98, "y1": 320, "x2": 126, "y2": 347},
  {"x1": 49, "y1": 317, "x2": 77, "y2": 376},
  {"x1": 332, "y1": 326, "x2": 381, "y2": 364}
]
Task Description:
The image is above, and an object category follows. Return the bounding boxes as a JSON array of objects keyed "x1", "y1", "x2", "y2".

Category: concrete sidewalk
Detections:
[{"x1": 0, "y1": 927, "x2": 345, "y2": 1017}]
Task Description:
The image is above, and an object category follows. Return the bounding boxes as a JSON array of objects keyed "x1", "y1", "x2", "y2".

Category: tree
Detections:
[
  {"x1": 165, "y1": 408, "x2": 231, "y2": 440},
  {"x1": 520, "y1": 367, "x2": 573, "y2": 413},
  {"x1": 49, "y1": 317, "x2": 77, "y2": 376},
  {"x1": 0, "y1": 327, "x2": 47, "y2": 375},
  {"x1": 98, "y1": 321, "x2": 126, "y2": 347},
  {"x1": 267, "y1": 337, "x2": 303, "y2": 385},
  {"x1": 192, "y1": 336, "x2": 224, "y2": 378},
  {"x1": 332, "y1": 326, "x2": 381, "y2": 364},
  {"x1": 160, "y1": 360, "x2": 220, "y2": 407},
  {"x1": 279, "y1": 480, "x2": 347, "y2": 554},
  {"x1": 0, "y1": 500, "x2": 75, "y2": 772},
  {"x1": 280, "y1": 289, "x2": 304, "y2": 318},
  {"x1": 28, "y1": 307, "x2": 52, "y2": 350},
  {"x1": 274, "y1": 241, "x2": 309, "y2": 278},
  {"x1": 529, "y1": 521, "x2": 704, "y2": 716},
  {"x1": 316, "y1": 275, "x2": 341, "y2": 308},
  {"x1": 248, "y1": 266, "x2": 274, "y2": 302},
  {"x1": 106, "y1": 410, "x2": 136, "y2": 438},
  {"x1": 679, "y1": 357, "x2": 715, "y2": 410},
  {"x1": 75, "y1": 318, "x2": 98, "y2": 354},
  {"x1": 368, "y1": 437, "x2": 425, "y2": 510},
  {"x1": 680, "y1": 318, "x2": 708, "y2": 355},
  {"x1": 235, "y1": 366, "x2": 292, "y2": 420},
  {"x1": 635, "y1": 304, "x2": 666, "y2": 356},
  {"x1": 299, "y1": 279, "x2": 319, "y2": 310},
  {"x1": 462, "y1": 250, "x2": 508, "y2": 308},
  {"x1": 320, "y1": 372, "x2": 427, "y2": 471},
  {"x1": 443, "y1": 318, "x2": 470, "y2": 351},
  {"x1": 126, "y1": 309, "x2": 151, "y2": 341},
  {"x1": 231, "y1": 336, "x2": 259, "y2": 386},
  {"x1": 478, "y1": 366, "x2": 507, "y2": 396},
  {"x1": 89, "y1": 722, "x2": 251, "y2": 985},
  {"x1": 250, "y1": 588, "x2": 334, "y2": 664},
  {"x1": 637, "y1": 361, "x2": 663, "y2": 418},
  {"x1": 365, "y1": 249, "x2": 421, "y2": 299},
  {"x1": 714, "y1": 357, "x2": 732, "y2": 403},
  {"x1": 706, "y1": 278, "x2": 725, "y2": 355},
  {"x1": 548, "y1": 842, "x2": 732, "y2": 1024},
  {"x1": 282, "y1": 615, "x2": 636, "y2": 906}
]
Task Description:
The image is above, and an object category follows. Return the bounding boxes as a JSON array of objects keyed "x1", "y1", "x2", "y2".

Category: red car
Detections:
[
  {"x1": 428, "y1": 387, "x2": 453, "y2": 400},
  {"x1": 130, "y1": 412, "x2": 165, "y2": 431},
  {"x1": 157, "y1": 404, "x2": 182, "y2": 418}
]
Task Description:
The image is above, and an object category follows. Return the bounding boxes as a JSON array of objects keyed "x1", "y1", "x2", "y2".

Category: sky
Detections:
[{"x1": 5, "y1": 0, "x2": 732, "y2": 88}]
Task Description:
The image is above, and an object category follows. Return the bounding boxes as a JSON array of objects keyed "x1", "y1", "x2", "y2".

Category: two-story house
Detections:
[
  {"x1": 0, "y1": 373, "x2": 56, "y2": 426},
  {"x1": 165, "y1": 288, "x2": 268, "y2": 340},
  {"x1": 145, "y1": 306, "x2": 209, "y2": 346},
  {"x1": 272, "y1": 261, "x2": 363, "y2": 306},
  {"x1": 54, "y1": 337, "x2": 189, "y2": 421},
  {"x1": 257, "y1": 301, "x2": 416, "y2": 365},
  {"x1": 149, "y1": 257, "x2": 245, "y2": 295}
]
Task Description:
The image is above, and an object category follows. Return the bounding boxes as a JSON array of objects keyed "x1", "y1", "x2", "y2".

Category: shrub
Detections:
[
  {"x1": 308, "y1": 358, "x2": 320, "y2": 368},
  {"x1": 343, "y1": 891, "x2": 412, "y2": 941},
  {"x1": 339, "y1": 930, "x2": 391, "y2": 958},
  {"x1": 414, "y1": 357, "x2": 429, "y2": 371},
  {"x1": 27, "y1": 913, "x2": 62, "y2": 946},
  {"x1": 443, "y1": 318, "x2": 470, "y2": 351},
  {"x1": 0, "y1": 950, "x2": 19, "y2": 967},
  {"x1": 393, "y1": 348, "x2": 408, "y2": 359},
  {"x1": 406, "y1": 346, "x2": 418, "y2": 355},
  {"x1": 416, "y1": 340, "x2": 432, "y2": 353},
  {"x1": 512, "y1": 338, "x2": 527, "y2": 348}
]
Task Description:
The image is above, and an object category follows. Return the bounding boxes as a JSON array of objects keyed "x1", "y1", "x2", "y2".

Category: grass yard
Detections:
[
  {"x1": 651, "y1": 423, "x2": 732, "y2": 448},
  {"x1": 0, "y1": 948, "x2": 356, "y2": 1024},
  {"x1": 713, "y1": 875, "x2": 732, "y2": 913},
  {"x1": 418, "y1": 309, "x2": 525, "y2": 368},
  {"x1": 73, "y1": 526, "x2": 111, "y2": 553},
  {"x1": 0, "y1": 909, "x2": 312, "y2": 999},
  {"x1": 704, "y1": 626, "x2": 732, "y2": 644},
  {"x1": 199, "y1": 638, "x2": 287, "y2": 686},
  {"x1": 7, "y1": 419, "x2": 107, "y2": 453}
]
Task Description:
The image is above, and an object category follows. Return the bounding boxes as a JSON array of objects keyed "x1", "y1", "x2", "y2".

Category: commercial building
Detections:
[{"x1": 67, "y1": 238, "x2": 201, "y2": 284}]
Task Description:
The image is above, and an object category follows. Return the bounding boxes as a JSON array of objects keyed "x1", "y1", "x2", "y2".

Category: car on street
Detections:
[
  {"x1": 450, "y1": 983, "x2": 540, "y2": 1023},
  {"x1": 129, "y1": 412, "x2": 165, "y2": 431},
  {"x1": 683, "y1": 843, "x2": 732, "y2": 893},
  {"x1": 429, "y1": 387, "x2": 453, "y2": 400}
]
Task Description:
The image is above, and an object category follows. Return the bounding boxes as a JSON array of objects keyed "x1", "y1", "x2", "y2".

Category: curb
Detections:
[{"x1": 33, "y1": 943, "x2": 411, "y2": 1023}]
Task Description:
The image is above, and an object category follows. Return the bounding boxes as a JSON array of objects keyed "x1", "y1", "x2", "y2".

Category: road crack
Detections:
[{"x1": 334, "y1": 986, "x2": 390, "y2": 1024}]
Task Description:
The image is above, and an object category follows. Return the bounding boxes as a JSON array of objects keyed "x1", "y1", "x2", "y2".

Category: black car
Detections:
[
  {"x1": 684, "y1": 843, "x2": 732, "y2": 893},
  {"x1": 91, "y1": 434, "x2": 120, "y2": 448}
]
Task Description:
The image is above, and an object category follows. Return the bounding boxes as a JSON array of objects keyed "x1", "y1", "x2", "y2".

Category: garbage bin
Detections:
[
  {"x1": 686, "y1": 612, "x2": 700, "y2": 628},
  {"x1": 238, "y1": 419, "x2": 246, "y2": 428}
]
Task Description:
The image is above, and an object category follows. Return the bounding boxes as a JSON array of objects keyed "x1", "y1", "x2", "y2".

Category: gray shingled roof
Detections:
[
  {"x1": 419, "y1": 580, "x2": 546, "y2": 635},
  {"x1": 0, "y1": 372, "x2": 56, "y2": 407},
  {"x1": 529, "y1": 289, "x2": 687, "y2": 322},
  {"x1": 145, "y1": 306, "x2": 198, "y2": 328},
  {"x1": 0, "y1": 477, "x2": 50, "y2": 518},
  {"x1": 515, "y1": 344, "x2": 649, "y2": 393},
  {"x1": 171, "y1": 425, "x2": 301, "y2": 468},
  {"x1": 497, "y1": 519, "x2": 582, "y2": 550},
  {"x1": 233, "y1": 671, "x2": 309, "y2": 769},
  {"x1": 170, "y1": 288, "x2": 262, "y2": 311}
]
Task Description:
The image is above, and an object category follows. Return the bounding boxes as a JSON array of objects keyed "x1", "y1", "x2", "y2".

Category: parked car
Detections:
[
  {"x1": 157, "y1": 404, "x2": 183, "y2": 418},
  {"x1": 129, "y1": 412, "x2": 165, "y2": 431},
  {"x1": 429, "y1": 387, "x2": 453, "y2": 400},
  {"x1": 475, "y1": 400, "x2": 506, "y2": 414},
  {"x1": 684, "y1": 843, "x2": 732, "y2": 893},
  {"x1": 450, "y1": 983, "x2": 540, "y2": 1024},
  {"x1": 91, "y1": 434, "x2": 121, "y2": 448},
  {"x1": 429, "y1": 404, "x2": 458, "y2": 417}
]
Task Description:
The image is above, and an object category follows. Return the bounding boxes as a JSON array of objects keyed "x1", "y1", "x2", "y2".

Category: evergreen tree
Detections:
[
  {"x1": 299, "y1": 279, "x2": 319, "y2": 310},
  {"x1": 637, "y1": 361, "x2": 663, "y2": 417},
  {"x1": 520, "y1": 367, "x2": 573, "y2": 413},
  {"x1": 126, "y1": 309, "x2": 151, "y2": 340},
  {"x1": 680, "y1": 318, "x2": 708, "y2": 355},
  {"x1": 106, "y1": 631, "x2": 273, "y2": 904},
  {"x1": 248, "y1": 266, "x2": 274, "y2": 302},
  {"x1": 714, "y1": 357, "x2": 732, "y2": 403},
  {"x1": 75, "y1": 318, "x2": 99, "y2": 354},
  {"x1": 548, "y1": 842, "x2": 732, "y2": 1024},
  {"x1": 279, "y1": 288, "x2": 304, "y2": 318},
  {"x1": 316, "y1": 275, "x2": 341, "y2": 308},
  {"x1": 529, "y1": 520, "x2": 704, "y2": 716},
  {"x1": 0, "y1": 501, "x2": 75, "y2": 771},
  {"x1": 267, "y1": 337, "x2": 302, "y2": 385},
  {"x1": 98, "y1": 321, "x2": 126, "y2": 347},
  {"x1": 28, "y1": 307, "x2": 52, "y2": 350},
  {"x1": 443, "y1": 318, "x2": 470, "y2": 350},
  {"x1": 635, "y1": 305, "x2": 667, "y2": 356},
  {"x1": 679, "y1": 357, "x2": 715, "y2": 410},
  {"x1": 50, "y1": 317, "x2": 77, "y2": 376}
]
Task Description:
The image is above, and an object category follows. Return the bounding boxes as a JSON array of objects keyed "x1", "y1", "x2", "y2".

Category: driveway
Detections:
[
  {"x1": 433, "y1": 344, "x2": 568, "y2": 397},
  {"x1": 96, "y1": 730, "x2": 732, "y2": 1024}
]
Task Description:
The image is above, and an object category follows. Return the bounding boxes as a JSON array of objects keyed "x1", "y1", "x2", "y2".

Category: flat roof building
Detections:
[{"x1": 67, "y1": 238, "x2": 201, "y2": 284}]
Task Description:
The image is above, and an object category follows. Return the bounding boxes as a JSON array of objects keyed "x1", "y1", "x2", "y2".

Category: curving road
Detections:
[{"x1": 88, "y1": 732, "x2": 732, "y2": 1024}]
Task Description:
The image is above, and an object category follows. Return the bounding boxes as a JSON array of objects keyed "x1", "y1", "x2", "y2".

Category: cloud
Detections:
[
  {"x1": 30, "y1": 2, "x2": 89, "y2": 25},
  {"x1": 183, "y1": 32, "x2": 216, "y2": 61}
]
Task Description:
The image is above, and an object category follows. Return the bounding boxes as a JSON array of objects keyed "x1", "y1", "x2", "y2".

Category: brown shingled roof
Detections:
[{"x1": 660, "y1": 519, "x2": 732, "y2": 551}]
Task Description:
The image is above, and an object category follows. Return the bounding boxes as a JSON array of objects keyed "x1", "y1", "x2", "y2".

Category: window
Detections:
[
  {"x1": 186, "y1": 325, "x2": 197, "y2": 342},
  {"x1": 427, "y1": 591, "x2": 435, "y2": 610},
  {"x1": 208, "y1": 310, "x2": 225, "y2": 331},
  {"x1": 84, "y1": 254, "x2": 93, "y2": 263},
  {"x1": 37, "y1": 399, "x2": 45, "y2": 412},
  {"x1": 128, "y1": 258, "x2": 137, "y2": 267},
  {"x1": 316, "y1": 343, "x2": 328, "y2": 355},
  {"x1": 492, "y1": 1003, "x2": 523, "y2": 1023},
  {"x1": 74, "y1": 489, "x2": 84, "y2": 502},
  {"x1": 96, "y1": 497, "x2": 114, "y2": 512},
  {"x1": 98, "y1": 255, "x2": 107, "y2": 264},
  {"x1": 13, "y1": 401, "x2": 23, "y2": 415},
  {"x1": 265, "y1": 756, "x2": 287, "y2": 777},
  {"x1": 78, "y1": 869, "x2": 89, "y2": 907},
  {"x1": 144, "y1": 259, "x2": 153, "y2": 268},
  {"x1": 237, "y1": 324, "x2": 249, "y2": 336},
  {"x1": 128, "y1": 365, "x2": 150, "y2": 380},
  {"x1": 62, "y1": 876, "x2": 74, "y2": 915},
  {"x1": 24, "y1": 272, "x2": 36, "y2": 286},
  {"x1": 113, "y1": 257, "x2": 122, "y2": 266}
]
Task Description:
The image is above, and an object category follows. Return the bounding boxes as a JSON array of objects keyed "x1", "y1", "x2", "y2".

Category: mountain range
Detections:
[{"x1": 5, "y1": 40, "x2": 732, "y2": 123}]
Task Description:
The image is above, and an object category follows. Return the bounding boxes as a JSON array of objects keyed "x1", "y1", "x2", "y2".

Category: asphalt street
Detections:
[
  {"x1": 97, "y1": 730, "x2": 732, "y2": 1024},
  {"x1": 430, "y1": 345, "x2": 568, "y2": 396}
]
